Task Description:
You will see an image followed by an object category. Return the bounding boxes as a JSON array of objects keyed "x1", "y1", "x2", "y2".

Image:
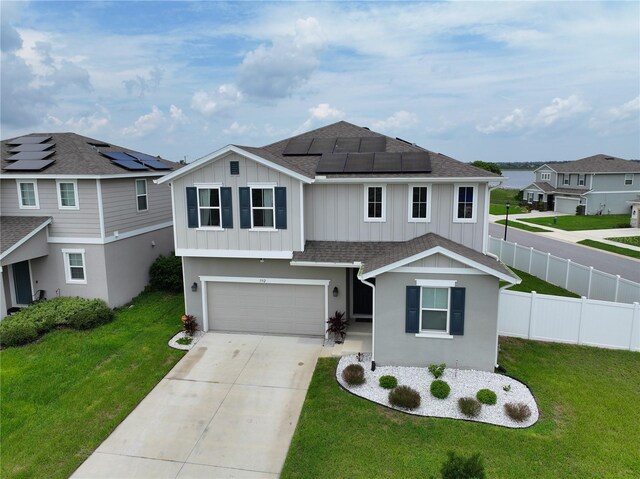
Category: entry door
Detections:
[
  {"x1": 12, "y1": 261, "x2": 32, "y2": 305},
  {"x1": 352, "y1": 269, "x2": 373, "y2": 316},
  {"x1": 547, "y1": 194, "x2": 555, "y2": 210}
]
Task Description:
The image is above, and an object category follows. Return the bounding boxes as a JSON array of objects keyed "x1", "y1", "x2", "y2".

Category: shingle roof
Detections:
[
  {"x1": 0, "y1": 216, "x2": 51, "y2": 255},
  {"x1": 525, "y1": 182, "x2": 589, "y2": 195},
  {"x1": 1, "y1": 133, "x2": 178, "y2": 176},
  {"x1": 531, "y1": 182, "x2": 555, "y2": 192},
  {"x1": 547, "y1": 154, "x2": 640, "y2": 173}
]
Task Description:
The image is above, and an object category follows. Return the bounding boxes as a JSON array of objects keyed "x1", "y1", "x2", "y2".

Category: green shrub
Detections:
[
  {"x1": 430, "y1": 379, "x2": 451, "y2": 399},
  {"x1": 428, "y1": 363, "x2": 446, "y2": 379},
  {"x1": 342, "y1": 364, "x2": 366, "y2": 385},
  {"x1": 0, "y1": 319, "x2": 38, "y2": 347},
  {"x1": 440, "y1": 451, "x2": 486, "y2": 479},
  {"x1": 149, "y1": 253, "x2": 183, "y2": 292},
  {"x1": 379, "y1": 375, "x2": 398, "y2": 389},
  {"x1": 476, "y1": 388, "x2": 497, "y2": 405},
  {"x1": 181, "y1": 314, "x2": 198, "y2": 336},
  {"x1": 176, "y1": 337, "x2": 193, "y2": 345},
  {"x1": 389, "y1": 385, "x2": 421, "y2": 410},
  {"x1": 504, "y1": 402, "x2": 532, "y2": 422},
  {"x1": 66, "y1": 299, "x2": 114, "y2": 330},
  {"x1": 458, "y1": 397, "x2": 482, "y2": 418}
]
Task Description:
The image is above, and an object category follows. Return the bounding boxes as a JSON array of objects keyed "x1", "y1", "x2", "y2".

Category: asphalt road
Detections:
[{"x1": 488, "y1": 223, "x2": 640, "y2": 283}]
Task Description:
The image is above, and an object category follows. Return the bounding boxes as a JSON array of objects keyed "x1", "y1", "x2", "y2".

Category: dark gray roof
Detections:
[
  {"x1": 1, "y1": 133, "x2": 178, "y2": 176},
  {"x1": 239, "y1": 121, "x2": 501, "y2": 180},
  {"x1": 0, "y1": 216, "x2": 50, "y2": 255},
  {"x1": 547, "y1": 154, "x2": 640, "y2": 173},
  {"x1": 531, "y1": 182, "x2": 555, "y2": 192},
  {"x1": 525, "y1": 182, "x2": 588, "y2": 195},
  {"x1": 293, "y1": 233, "x2": 515, "y2": 280}
]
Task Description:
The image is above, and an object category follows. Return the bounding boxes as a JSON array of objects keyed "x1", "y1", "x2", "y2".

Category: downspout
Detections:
[{"x1": 358, "y1": 271, "x2": 376, "y2": 371}]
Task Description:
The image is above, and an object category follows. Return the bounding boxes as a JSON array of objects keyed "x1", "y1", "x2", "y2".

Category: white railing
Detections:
[
  {"x1": 498, "y1": 290, "x2": 640, "y2": 352},
  {"x1": 488, "y1": 236, "x2": 640, "y2": 304}
]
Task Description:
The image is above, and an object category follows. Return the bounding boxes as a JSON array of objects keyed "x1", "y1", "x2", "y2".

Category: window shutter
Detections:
[
  {"x1": 239, "y1": 187, "x2": 251, "y2": 228},
  {"x1": 221, "y1": 187, "x2": 233, "y2": 228},
  {"x1": 450, "y1": 287, "x2": 466, "y2": 335},
  {"x1": 275, "y1": 187, "x2": 287, "y2": 229},
  {"x1": 405, "y1": 286, "x2": 420, "y2": 333},
  {"x1": 186, "y1": 187, "x2": 198, "y2": 228}
]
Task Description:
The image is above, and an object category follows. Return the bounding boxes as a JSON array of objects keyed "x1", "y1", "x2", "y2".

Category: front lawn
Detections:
[
  {"x1": 577, "y1": 239, "x2": 640, "y2": 259},
  {"x1": 607, "y1": 235, "x2": 640, "y2": 247},
  {"x1": 490, "y1": 188, "x2": 527, "y2": 215},
  {"x1": 0, "y1": 291, "x2": 185, "y2": 479},
  {"x1": 520, "y1": 214, "x2": 630, "y2": 231},
  {"x1": 496, "y1": 219, "x2": 552, "y2": 233},
  {"x1": 505, "y1": 268, "x2": 580, "y2": 297},
  {"x1": 282, "y1": 340, "x2": 640, "y2": 478}
]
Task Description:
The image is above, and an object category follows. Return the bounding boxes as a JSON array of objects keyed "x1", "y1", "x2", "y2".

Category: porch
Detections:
[{"x1": 330, "y1": 320, "x2": 372, "y2": 357}]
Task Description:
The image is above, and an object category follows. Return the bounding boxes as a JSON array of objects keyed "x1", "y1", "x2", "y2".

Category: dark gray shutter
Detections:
[
  {"x1": 275, "y1": 187, "x2": 287, "y2": 229},
  {"x1": 221, "y1": 187, "x2": 233, "y2": 228},
  {"x1": 239, "y1": 187, "x2": 251, "y2": 228},
  {"x1": 450, "y1": 287, "x2": 466, "y2": 335},
  {"x1": 186, "y1": 187, "x2": 198, "y2": 228},
  {"x1": 405, "y1": 286, "x2": 420, "y2": 333}
]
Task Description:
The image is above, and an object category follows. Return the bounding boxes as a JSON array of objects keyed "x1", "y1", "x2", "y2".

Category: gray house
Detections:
[
  {"x1": 522, "y1": 154, "x2": 640, "y2": 215},
  {"x1": 0, "y1": 133, "x2": 177, "y2": 318},
  {"x1": 158, "y1": 121, "x2": 518, "y2": 371}
]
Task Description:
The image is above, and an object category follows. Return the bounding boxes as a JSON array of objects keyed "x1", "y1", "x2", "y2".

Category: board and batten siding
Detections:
[
  {"x1": 101, "y1": 177, "x2": 172, "y2": 236},
  {"x1": 0, "y1": 179, "x2": 101, "y2": 238},
  {"x1": 172, "y1": 152, "x2": 303, "y2": 252},
  {"x1": 304, "y1": 183, "x2": 487, "y2": 251}
]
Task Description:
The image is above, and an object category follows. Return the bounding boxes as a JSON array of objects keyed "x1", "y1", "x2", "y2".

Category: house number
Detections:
[{"x1": 259, "y1": 278, "x2": 267, "y2": 283}]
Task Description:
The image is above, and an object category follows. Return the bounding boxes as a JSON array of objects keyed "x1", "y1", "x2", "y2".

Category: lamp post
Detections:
[{"x1": 504, "y1": 201, "x2": 511, "y2": 241}]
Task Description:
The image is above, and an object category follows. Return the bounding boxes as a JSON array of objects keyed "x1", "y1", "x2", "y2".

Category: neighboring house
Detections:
[
  {"x1": 0, "y1": 133, "x2": 178, "y2": 318},
  {"x1": 521, "y1": 154, "x2": 640, "y2": 215},
  {"x1": 158, "y1": 121, "x2": 518, "y2": 371}
]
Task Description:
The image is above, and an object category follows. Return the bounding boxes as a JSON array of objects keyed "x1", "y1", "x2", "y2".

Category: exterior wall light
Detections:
[
  {"x1": 333, "y1": 286, "x2": 339, "y2": 297},
  {"x1": 191, "y1": 282, "x2": 198, "y2": 292}
]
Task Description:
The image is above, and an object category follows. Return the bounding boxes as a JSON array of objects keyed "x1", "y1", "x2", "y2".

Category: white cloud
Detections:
[
  {"x1": 476, "y1": 108, "x2": 526, "y2": 134},
  {"x1": 223, "y1": 121, "x2": 253, "y2": 135},
  {"x1": 190, "y1": 84, "x2": 242, "y2": 116},
  {"x1": 588, "y1": 96, "x2": 640, "y2": 134},
  {"x1": 123, "y1": 66, "x2": 164, "y2": 97},
  {"x1": 373, "y1": 111, "x2": 419, "y2": 131},
  {"x1": 534, "y1": 95, "x2": 589, "y2": 127},
  {"x1": 608, "y1": 95, "x2": 640, "y2": 122},
  {"x1": 298, "y1": 103, "x2": 344, "y2": 132},
  {"x1": 169, "y1": 104, "x2": 186, "y2": 122},
  {"x1": 122, "y1": 106, "x2": 165, "y2": 137}
]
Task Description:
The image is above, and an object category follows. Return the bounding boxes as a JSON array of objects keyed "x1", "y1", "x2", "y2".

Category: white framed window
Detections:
[
  {"x1": 540, "y1": 172, "x2": 551, "y2": 181},
  {"x1": 408, "y1": 185, "x2": 431, "y2": 222},
  {"x1": 17, "y1": 180, "x2": 39, "y2": 209},
  {"x1": 135, "y1": 179, "x2": 148, "y2": 211},
  {"x1": 197, "y1": 186, "x2": 222, "y2": 229},
  {"x1": 453, "y1": 184, "x2": 477, "y2": 223},
  {"x1": 578, "y1": 175, "x2": 585, "y2": 186},
  {"x1": 62, "y1": 249, "x2": 87, "y2": 284},
  {"x1": 251, "y1": 186, "x2": 275, "y2": 229},
  {"x1": 527, "y1": 192, "x2": 534, "y2": 202},
  {"x1": 563, "y1": 175, "x2": 569, "y2": 185},
  {"x1": 365, "y1": 185, "x2": 386, "y2": 222},
  {"x1": 416, "y1": 279, "x2": 456, "y2": 336},
  {"x1": 624, "y1": 174, "x2": 633, "y2": 185},
  {"x1": 57, "y1": 180, "x2": 79, "y2": 209}
]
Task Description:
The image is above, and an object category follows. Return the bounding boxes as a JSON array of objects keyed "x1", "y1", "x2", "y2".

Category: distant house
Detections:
[
  {"x1": 521, "y1": 154, "x2": 640, "y2": 215},
  {"x1": 1, "y1": 133, "x2": 177, "y2": 318}
]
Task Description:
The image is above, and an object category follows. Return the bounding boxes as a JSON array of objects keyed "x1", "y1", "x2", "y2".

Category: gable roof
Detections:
[
  {"x1": 540, "y1": 154, "x2": 640, "y2": 174},
  {"x1": 0, "y1": 216, "x2": 51, "y2": 260},
  {"x1": 1, "y1": 133, "x2": 178, "y2": 177},
  {"x1": 523, "y1": 182, "x2": 589, "y2": 195}
]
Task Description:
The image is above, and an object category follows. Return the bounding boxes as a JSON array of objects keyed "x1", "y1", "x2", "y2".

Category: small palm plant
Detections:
[{"x1": 326, "y1": 311, "x2": 347, "y2": 343}]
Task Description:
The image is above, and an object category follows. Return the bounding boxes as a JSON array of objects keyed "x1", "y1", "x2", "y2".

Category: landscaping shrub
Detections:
[
  {"x1": 181, "y1": 314, "x2": 198, "y2": 336},
  {"x1": 379, "y1": 375, "x2": 398, "y2": 389},
  {"x1": 440, "y1": 451, "x2": 486, "y2": 479},
  {"x1": 458, "y1": 397, "x2": 482, "y2": 418},
  {"x1": 326, "y1": 311, "x2": 346, "y2": 342},
  {"x1": 0, "y1": 319, "x2": 38, "y2": 347},
  {"x1": 342, "y1": 364, "x2": 366, "y2": 385},
  {"x1": 149, "y1": 253, "x2": 183, "y2": 292},
  {"x1": 388, "y1": 385, "x2": 421, "y2": 410},
  {"x1": 476, "y1": 388, "x2": 497, "y2": 405},
  {"x1": 65, "y1": 299, "x2": 114, "y2": 330},
  {"x1": 428, "y1": 363, "x2": 446, "y2": 379},
  {"x1": 430, "y1": 379, "x2": 451, "y2": 399},
  {"x1": 504, "y1": 402, "x2": 532, "y2": 422}
]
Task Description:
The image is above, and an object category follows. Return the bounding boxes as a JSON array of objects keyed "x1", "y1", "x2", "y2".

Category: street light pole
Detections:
[{"x1": 504, "y1": 201, "x2": 511, "y2": 241}]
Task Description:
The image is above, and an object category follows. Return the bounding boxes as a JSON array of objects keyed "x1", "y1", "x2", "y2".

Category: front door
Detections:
[
  {"x1": 352, "y1": 269, "x2": 374, "y2": 316},
  {"x1": 547, "y1": 194, "x2": 555, "y2": 211},
  {"x1": 12, "y1": 260, "x2": 32, "y2": 305}
]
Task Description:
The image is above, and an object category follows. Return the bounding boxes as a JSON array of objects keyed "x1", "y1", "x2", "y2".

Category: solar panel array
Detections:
[
  {"x1": 3, "y1": 135, "x2": 56, "y2": 171},
  {"x1": 316, "y1": 152, "x2": 431, "y2": 174},
  {"x1": 100, "y1": 151, "x2": 171, "y2": 171},
  {"x1": 282, "y1": 137, "x2": 387, "y2": 156}
]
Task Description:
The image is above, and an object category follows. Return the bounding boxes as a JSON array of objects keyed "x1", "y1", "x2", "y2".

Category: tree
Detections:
[{"x1": 470, "y1": 160, "x2": 502, "y2": 175}]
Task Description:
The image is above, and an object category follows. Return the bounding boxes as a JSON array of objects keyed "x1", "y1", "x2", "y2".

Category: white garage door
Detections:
[
  {"x1": 207, "y1": 281, "x2": 325, "y2": 336},
  {"x1": 555, "y1": 197, "x2": 579, "y2": 214}
]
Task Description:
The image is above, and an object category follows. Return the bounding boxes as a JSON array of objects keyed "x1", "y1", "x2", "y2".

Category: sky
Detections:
[{"x1": 1, "y1": 1, "x2": 639, "y2": 164}]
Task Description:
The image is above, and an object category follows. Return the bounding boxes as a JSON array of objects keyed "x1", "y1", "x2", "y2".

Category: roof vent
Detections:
[{"x1": 605, "y1": 156, "x2": 615, "y2": 160}]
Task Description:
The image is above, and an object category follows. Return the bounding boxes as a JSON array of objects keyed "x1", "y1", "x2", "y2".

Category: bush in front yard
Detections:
[
  {"x1": 476, "y1": 388, "x2": 497, "y2": 405},
  {"x1": 65, "y1": 299, "x2": 114, "y2": 330},
  {"x1": 0, "y1": 319, "x2": 38, "y2": 347},
  {"x1": 379, "y1": 375, "x2": 398, "y2": 389},
  {"x1": 440, "y1": 451, "x2": 486, "y2": 479},
  {"x1": 149, "y1": 253, "x2": 183, "y2": 292},
  {"x1": 458, "y1": 397, "x2": 482, "y2": 418},
  {"x1": 504, "y1": 402, "x2": 532, "y2": 422},
  {"x1": 342, "y1": 364, "x2": 366, "y2": 385},
  {"x1": 428, "y1": 363, "x2": 446, "y2": 379},
  {"x1": 388, "y1": 385, "x2": 421, "y2": 410},
  {"x1": 430, "y1": 379, "x2": 451, "y2": 399}
]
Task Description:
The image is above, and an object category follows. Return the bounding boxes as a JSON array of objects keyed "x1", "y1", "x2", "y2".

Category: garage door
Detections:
[
  {"x1": 207, "y1": 282, "x2": 325, "y2": 336},
  {"x1": 555, "y1": 197, "x2": 579, "y2": 214}
]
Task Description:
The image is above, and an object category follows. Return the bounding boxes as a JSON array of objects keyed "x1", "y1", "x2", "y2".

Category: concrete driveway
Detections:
[{"x1": 73, "y1": 333, "x2": 323, "y2": 478}]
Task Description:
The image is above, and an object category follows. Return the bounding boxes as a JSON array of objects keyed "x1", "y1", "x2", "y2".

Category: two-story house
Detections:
[
  {"x1": 1, "y1": 133, "x2": 177, "y2": 318},
  {"x1": 521, "y1": 154, "x2": 640, "y2": 215},
  {"x1": 158, "y1": 121, "x2": 518, "y2": 371}
]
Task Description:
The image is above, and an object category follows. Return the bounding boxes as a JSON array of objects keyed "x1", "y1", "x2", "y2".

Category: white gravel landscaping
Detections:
[
  {"x1": 168, "y1": 330, "x2": 204, "y2": 350},
  {"x1": 337, "y1": 354, "x2": 538, "y2": 428}
]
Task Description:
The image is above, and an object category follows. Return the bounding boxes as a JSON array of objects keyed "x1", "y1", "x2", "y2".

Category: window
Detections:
[
  {"x1": 625, "y1": 174, "x2": 633, "y2": 185},
  {"x1": 17, "y1": 181, "x2": 39, "y2": 209},
  {"x1": 453, "y1": 184, "x2": 477, "y2": 222},
  {"x1": 365, "y1": 185, "x2": 385, "y2": 222},
  {"x1": 198, "y1": 187, "x2": 221, "y2": 228},
  {"x1": 421, "y1": 287, "x2": 449, "y2": 333},
  {"x1": 62, "y1": 249, "x2": 86, "y2": 284},
  {"x1": 578, "y1": 175, "x2": 585, "y2": 186},
  {"x1": 540, "y1": 172, "x2": 551, "y2": 181},
  {"x1": 408, "y1": 185, "x2": 431, "y2": 222},
  {"x1": 527, "y1": 192, "x2": 534, "y2": 202},
  {"x1": 251, "y1": 187, "x2": 275, "y2": 228},
  {"x1": 57, "y1": 181, "x2": 78, "y2": 209},
  {"x1": 563, "y1": 175, "x2": 569, "y2": 185},
  {"x1": 135, "y1": 179, "x2": 148, "y2": 211}
]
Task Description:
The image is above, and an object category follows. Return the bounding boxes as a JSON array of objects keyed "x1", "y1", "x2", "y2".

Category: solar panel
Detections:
[
  {"x1": 334, "y1": 138, "x2": 361, "y2": 153},
  {"x1": 9, "y1": 143, "x2": 55, "y2": 152},
  {"x1": 127, "y1": 152, "x2": 172, "y2": 170},
  {"x1": 315, "y1": 153, "x2": 347, "y2": 174},
  {"x1": 401, "y1": 152, "x2": 432, "y2": 172},
  {"x1": 283, "y1": 138, "x2": 313, "y2": 155},
  {"x1": 373, "y1": 153, "x2": 402, "y2": 172},
  {"x1": 359, "y1": 137, "x2": 386, "y2": 153},
  {"x1": 7, "y1": 151, "x2": 55, "y2": 161},
  {"x1": 3, "y1": 159, "x2": 55, "y2": 171},
  {"x1": 307, "y1": 138, "x2": 337, "y2": 155},
  {"x1": 111, "y1": 159, "x2": 149, "y2": 171},
  {"x1": 343, "y1": 153, "x2": 374, "y2": 173},
  {"x1": 7, "y1": 135, "x2": 52, "y2": 145},
  {"x1": 100, "y1": 151, "x2": 136, "y2": 162}
]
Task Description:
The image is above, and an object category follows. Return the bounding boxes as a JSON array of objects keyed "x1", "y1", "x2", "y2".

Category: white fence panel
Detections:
[
  {"x1": 590, "y1": 270, "x2": 617, "y2": 302},
  {"x1": 619, "y1": 280, "x2": 640, "y2": 305},
  {"x1": 580, "y1": 301, "x2": 636, "y2": 350},
  {"x1": 530, "y1": 250, "x2": 548, "y2": 279},
  {"x1": 569, "y1": 263, "x2": 590, "y2": 297},
  {"x1": 547, "y1": 256, "x2": 567, "y2": 287},
  {"x1": 497, "y1": 292, "x2": 531, "y2": 338},
  {"x1": 531, "y1": 295, "x2": 582, "y2": 344}
]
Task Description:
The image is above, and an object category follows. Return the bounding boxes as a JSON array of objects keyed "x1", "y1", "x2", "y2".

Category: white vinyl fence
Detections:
[
  {"x1": 498, "y1": 290, "x2": 640, "y2": 352},
  {"x1": 489, "y1": 236, "x2": 640, "y2": 304}
]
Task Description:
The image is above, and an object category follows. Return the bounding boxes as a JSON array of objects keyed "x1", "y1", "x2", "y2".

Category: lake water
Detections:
[{"x1": 500, "y1": 170, "x2": 535, "y2": 189}]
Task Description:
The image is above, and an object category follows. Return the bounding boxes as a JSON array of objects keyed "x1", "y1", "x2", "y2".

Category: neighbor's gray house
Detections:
[
  {"x1": 521, "y1": 154, "x2": 640, "y2": 215},
  {"x1": 158, "y1": 121, "x2": 518, "y2": 371},
  {"x1": 0, "y1": 133, "x2": 177, "y2": 318}
]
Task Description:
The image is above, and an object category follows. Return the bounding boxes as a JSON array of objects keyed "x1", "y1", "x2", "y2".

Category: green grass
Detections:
[
  {"x1": 496, "y1": 219, "x2": 552, "y2": 233},
  {"x1": 505, "y1": 268, "x2": 580, "y2": 297},
  {"x1": 0, "y1": 291, "x2": 186, "y2": 479},
  {"x1": 606, "y1": 236, "x2": 640, "y2": 247},
  {"x1": 520, "y1": 214, "x2": 630, "y2": 231},
  {"x1": 490, "y1": 188, "x2": 527, "y2": 215},
  {"x1": 577, "y1": 240, "x2": 640, "y2": 259},
  {"x1": 282, "y1": 340, "x2": 640, "y2": 479}
]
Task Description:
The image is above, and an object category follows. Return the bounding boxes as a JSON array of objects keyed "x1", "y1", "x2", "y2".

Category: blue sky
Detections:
[{"x1": 1, "y1": 1, "x2": 638, "y2": 164}]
